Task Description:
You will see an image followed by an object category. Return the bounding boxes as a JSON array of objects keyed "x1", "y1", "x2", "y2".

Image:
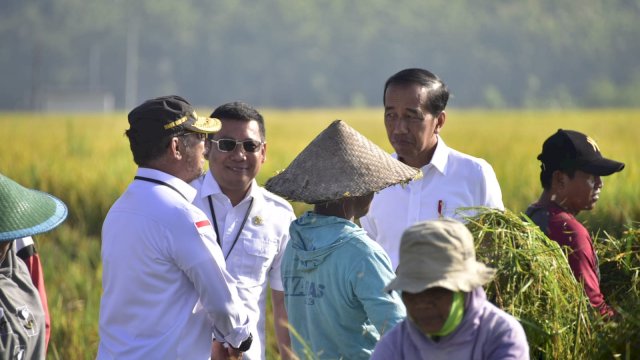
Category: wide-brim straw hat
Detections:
[
  {"x1": 0, "y1": 173, "x2": 68, "y2": 242},
  {"x1": 385, "y1": 218, "x2": 496, "y2": 293},
  {"x1": 265, "y1": 120, "x2": 422, "y2": 204}
]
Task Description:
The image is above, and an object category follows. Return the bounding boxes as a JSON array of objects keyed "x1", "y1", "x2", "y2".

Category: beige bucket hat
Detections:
[
  {"x1": 385, "y1": 218, "x2": 496, "y2": 293},
  {"x1": 264, "y1": 120, "x2": 421, "y2": 204}
]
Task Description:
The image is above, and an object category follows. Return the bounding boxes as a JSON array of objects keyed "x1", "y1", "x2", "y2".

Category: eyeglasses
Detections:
[{"x1": 210, "y1": 138, "x2": 264, "y2": 153}]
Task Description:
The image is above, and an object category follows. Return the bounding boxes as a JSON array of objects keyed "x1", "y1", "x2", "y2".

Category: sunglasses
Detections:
[{"x1": 210, "y1": 138, "x2": 263, "y2": 153}]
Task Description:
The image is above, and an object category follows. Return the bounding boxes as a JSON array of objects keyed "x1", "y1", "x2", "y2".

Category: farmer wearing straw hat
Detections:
[
  {"x1": 526, "y1": 129, "x2": 625, "y2": 319},
  {"x1": 0, "y1": 172, "x2": 68, "y2": 360},
  {"x1": 98, "y1": 95, "x2": 252, "y2": 359},
  {"x1": 371, "y1": 219, "x2": 529, "y2": 360},
  {"x1": 265, "y1": 120, "x2": 421, "y2": 359},
  {"x1": 361, "y1": 68, "x2": 504, "y2": 269}
]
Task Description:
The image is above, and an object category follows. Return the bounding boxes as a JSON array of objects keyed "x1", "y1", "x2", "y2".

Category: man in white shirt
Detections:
[
  {"x1": 361, "y1": 68, "x2": 504, "y2": 268},
  {"x1": 98, "y1": 95, "x2": 253, "y2": 359},
  {"x1": 191, "y1": 102, "x2": 294, "y2": 360}
]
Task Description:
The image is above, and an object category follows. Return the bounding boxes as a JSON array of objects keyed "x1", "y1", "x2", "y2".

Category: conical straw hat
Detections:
[
  {"x1": 265, "y1": 120, "x2": 422, "y2": 204},
  {"x1": 0, "y1": 173, "x2": 68, "y2": 242}
]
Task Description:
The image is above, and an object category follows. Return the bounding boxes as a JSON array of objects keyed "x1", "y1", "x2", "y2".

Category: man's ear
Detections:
[
  {"x1": 434, "y1": 111, "x2": 446, "y2": 134},
  {"x1": 550, "y1": 170, "x2": 571, "y2": 206},
  {"x1": 169, "y1": 137, "x2": 182, "y2": 159},
  {"x1": 203, "y1": 141, "x2": 211, "y2": 158},
  {"x1": 261, "y1": 142, "x2": 267, "y2": 164},
  {"x1": 552, "y1": 170, "x2": 568, "y2": 189}
]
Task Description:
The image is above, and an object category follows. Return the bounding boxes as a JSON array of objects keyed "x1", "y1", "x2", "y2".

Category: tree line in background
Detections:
[{"x1": 1, "y1": 0, "x2": 639, "y2": 110}]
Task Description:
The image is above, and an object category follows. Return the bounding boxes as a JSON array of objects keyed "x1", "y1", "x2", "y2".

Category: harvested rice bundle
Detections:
[
  {"x1": 465, "y1": 208, "x2": 592, "y2": 359},
  {"x1": 593, "y1": 227, "x2": 640, "y2": 357}
]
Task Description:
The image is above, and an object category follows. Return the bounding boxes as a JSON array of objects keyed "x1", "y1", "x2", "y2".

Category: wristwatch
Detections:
[{"x1": 234, "y1": 333, "x2": 253, "y2": 352}]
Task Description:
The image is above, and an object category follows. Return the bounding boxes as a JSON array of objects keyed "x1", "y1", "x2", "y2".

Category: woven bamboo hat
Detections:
[
  {"x1": 264, "y1": 120, "x2": 422, "y2": 204},
  {"x1": 0, "y1": 173, "x2": 68, "y2": 242}
]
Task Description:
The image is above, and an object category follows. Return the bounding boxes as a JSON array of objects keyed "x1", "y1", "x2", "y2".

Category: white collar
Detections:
[
  {"x1": 199, "y1": 171, "x2": 264, "y2": 207},
  {"x1": 426, "y1": 136, "x2": 450, "y2": 175}
]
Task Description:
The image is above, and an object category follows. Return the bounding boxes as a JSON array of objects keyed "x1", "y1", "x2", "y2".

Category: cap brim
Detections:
[
  {"x1": 579, "y1": 157, "x2": 625, "y2": 176},
  {"x1": 184, "y1": 116, "x2": 222, "y2": 134}
]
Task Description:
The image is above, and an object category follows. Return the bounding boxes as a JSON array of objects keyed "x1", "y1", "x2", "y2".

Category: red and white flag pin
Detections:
[{"x1": 194, "y1": 219, "x2": 212, "y2": 234}]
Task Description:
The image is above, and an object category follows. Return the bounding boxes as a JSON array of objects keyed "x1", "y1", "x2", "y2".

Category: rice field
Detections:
[{"x1": 0, "y1": 108, "x2": 638, "y2": 359}]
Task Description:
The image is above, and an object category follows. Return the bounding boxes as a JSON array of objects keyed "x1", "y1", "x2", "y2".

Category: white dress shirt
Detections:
[
  {"x1": 192, "y1": 172, "x2": 295, "y2": 360},
  {"x1": 98, "y1": 168, "x2": 250, "y2": 359},
  {"x1": 361, "y1": 137, "x2": 504, "y2": 269}
]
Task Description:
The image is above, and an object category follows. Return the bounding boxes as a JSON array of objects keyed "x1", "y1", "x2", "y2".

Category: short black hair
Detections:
[
  {"x1": 125, "y1": 132, "x2": 197, "y2": 166},
  {"x1": 211, "y1": 102, "x2": 266, "y2": 140},
  {"x1": 383, "y1": 68, "x2": 449, "y2": 115},
  {"x1": 125, "y1": 130, "x2": 173, "y2": 166},
  {"x1": 539, "y1": 165, "x2": 577, "y2": 190}
]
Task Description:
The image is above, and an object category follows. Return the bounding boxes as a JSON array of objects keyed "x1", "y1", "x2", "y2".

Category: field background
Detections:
[{"x1": 0, "y1": 109, "x2": 638, "y2": 359}]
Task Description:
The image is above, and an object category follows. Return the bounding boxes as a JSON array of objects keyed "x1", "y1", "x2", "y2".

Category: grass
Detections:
[
  {"x1": 468, "y1": 209, "x2": 639, "y2": 359},
  {"x1": 0, "y1": 108, "x2": 638, "y2": 359}
]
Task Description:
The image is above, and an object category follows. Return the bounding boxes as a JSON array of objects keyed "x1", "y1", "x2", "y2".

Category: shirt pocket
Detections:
[
  {"x1": 234, "y1": 232, "x2": 279, "y2": 286},
  {"x1": 438, "y1": 196, "x2": 473, "y2": 220}
]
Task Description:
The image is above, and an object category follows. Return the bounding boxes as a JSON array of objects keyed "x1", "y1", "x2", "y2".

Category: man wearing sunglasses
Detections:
[{"x1": 192, "y1": 102, "x2": 295, "y2": 360}]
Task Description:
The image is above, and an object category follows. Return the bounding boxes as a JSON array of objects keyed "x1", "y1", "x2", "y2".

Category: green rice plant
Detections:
[
  {"x1": 1, "y1": 109, "x2": 639, "y2": 359},
  {"x1": 284, "y1": 323, "x2": 319, "y2": 360},
  {"x1": 467, "y1": 209, "x2": 639, "y2": 359},
  {"x1": 33, "y1": 224, "x2": 102, "y2": 359},
  {"x1": 466, "y1": 208, "x2": 590, "y2": 358},
  {"x1": 591, "y1": 226, "x2": 640, "y2": 358}
]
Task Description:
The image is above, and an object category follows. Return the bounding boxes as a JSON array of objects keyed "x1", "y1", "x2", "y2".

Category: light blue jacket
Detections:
[{"x1": 282, "y1": 212, "x2": 406, "y2": 359}]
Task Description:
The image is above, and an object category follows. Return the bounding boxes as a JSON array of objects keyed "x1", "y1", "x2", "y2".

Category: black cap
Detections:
[
  {"x1": 127, "y1": 95, "x2": 221, "y2": 143},
  {"x1": 538, "y1": 129, "x2": 625, "y2": 176}
]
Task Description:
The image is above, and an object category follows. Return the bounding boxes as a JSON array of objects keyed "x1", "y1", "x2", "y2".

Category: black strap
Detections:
[
  {"x1": 16, "y1": 244, "x2": 36, "y2": 259},
  {"x1": 134, "y1": 176, "x2": 188, "y2": 201},
  {"x1": 207, "y1": 196, "x2": 222, "y2": 246},
  {"x1": 207, "y1": 195, "x2": 254, "y2": 260}
]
